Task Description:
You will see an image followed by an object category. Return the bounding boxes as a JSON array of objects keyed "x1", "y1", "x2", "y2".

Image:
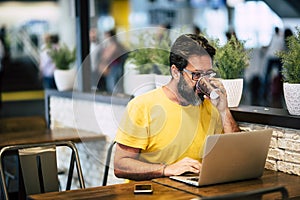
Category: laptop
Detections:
[{"x1": 170, "y1": 129, "x2": 273, "y2": 187}]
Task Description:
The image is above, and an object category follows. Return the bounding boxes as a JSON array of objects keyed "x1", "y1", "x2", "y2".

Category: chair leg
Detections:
[
  {"x1": 0, "y1": 153, "x2": 10, "y2": 200},
  {"x1": 4, "y1": 171, "x2": 15, "y2": 189},
  {"x1": 66, "y1": 152, "x2": 75, "y2": 190},
  {"x1": 65, "y1": 142, "x2": 85, "y2": 189},
  {"x1": 1, "y1": 173, "x2": 8, "y2": 200}
]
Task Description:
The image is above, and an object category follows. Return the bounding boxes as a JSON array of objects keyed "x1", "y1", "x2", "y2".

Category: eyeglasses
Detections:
[{"x1": 182, "y1": 68, "x2": 217, "y2": 81}]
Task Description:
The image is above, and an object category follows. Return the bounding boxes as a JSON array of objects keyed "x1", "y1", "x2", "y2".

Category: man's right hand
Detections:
[{"x1": 163, "y1": 157, "x2": 201, "y2": 176}]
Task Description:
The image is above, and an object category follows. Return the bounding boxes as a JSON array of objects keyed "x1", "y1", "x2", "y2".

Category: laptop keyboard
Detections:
[{"x1": 187, "y1": 177, "x2": 199, "y2": 181}]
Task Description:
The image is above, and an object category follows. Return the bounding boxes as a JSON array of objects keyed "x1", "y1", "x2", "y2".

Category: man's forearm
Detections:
[
  {"x1": 220, "y1": 108, "x2": 240, "y2": 133},
  {"x1": 114, "y1": 158, "x2": 165, "y2": 181}
]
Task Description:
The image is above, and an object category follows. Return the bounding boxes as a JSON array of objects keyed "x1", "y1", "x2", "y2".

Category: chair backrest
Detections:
[
  {"x1": 0, "y1": 141, "x2": 85, "y2": 200},
  {"x1": 102, "y1": 141, "x2": 116, "y2": 186},
  {"x1": 18, "y1": 146, "x2": 59, "y2": 195}
]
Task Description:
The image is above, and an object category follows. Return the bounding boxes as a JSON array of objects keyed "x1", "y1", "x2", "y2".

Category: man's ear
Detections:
[{"x1": 171, "y1": 65, "x2": 179, "y2": 79}]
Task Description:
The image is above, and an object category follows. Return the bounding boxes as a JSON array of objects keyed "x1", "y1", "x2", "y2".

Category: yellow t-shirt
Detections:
[{"x1": 115, "y1": 87, "x2": 223, "y2": 165}]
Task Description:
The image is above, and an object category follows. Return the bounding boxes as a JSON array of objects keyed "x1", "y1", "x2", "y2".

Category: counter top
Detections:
[
  {"x1": 45, "y1": 89, "x2": 300, "y2": 129},
  {"x1": 231, "y1": 105, "x2": 300, "y2": 129}
]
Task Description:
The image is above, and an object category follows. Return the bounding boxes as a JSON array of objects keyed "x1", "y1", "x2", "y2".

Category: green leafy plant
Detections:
[
  {"x1": 277, "y1": 27, "x2": 300, "y2": 83},
  {"x1": 49, "y1": 44, "x2": 76, "y2": 70},
  {"x1": 213, "y1": 36, "x2": 252, "y2": 79},
  {"x1": 127, "y1": 31, "x2": 171, "y2": 75}
]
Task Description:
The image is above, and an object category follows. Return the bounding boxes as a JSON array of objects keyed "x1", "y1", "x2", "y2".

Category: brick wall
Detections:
[
  {"x1": 49, "y1": 96, "x2": 300, "y2": 187},
  {"x1": 239, "y1": 122, "x2": 300, "y2": 176}
]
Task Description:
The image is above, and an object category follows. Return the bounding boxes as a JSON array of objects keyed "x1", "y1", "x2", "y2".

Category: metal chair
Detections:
[
  {"x1": 0, "y1": 141, "x2": 85, "y2": 200},
  {"x1": 102, "y1": 141, "x2": 116, "y2": 186},
  {"x1": 199, "y1": 186, "x2": 289, "y2": 200}
]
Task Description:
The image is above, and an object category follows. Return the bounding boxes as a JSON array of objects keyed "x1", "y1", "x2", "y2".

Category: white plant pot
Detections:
[
  {"x1": 155, "y1": 75, "x2": 171, "y2": 88},
  {"x1": 124, "y1": 73, "x2": 155, "y2": 97},
  {"x1": 54, "y1": 68, "x2": 76, "y2": 91},
  {"x1": 283, "y1": 82, "x2": 300, "y2": 115},
  {"x1": 123, "y1": 61, "x2": 156, "y2": 96},
  {"x1": 221, "y1": 78, "x2": 243, "y2": 108}
]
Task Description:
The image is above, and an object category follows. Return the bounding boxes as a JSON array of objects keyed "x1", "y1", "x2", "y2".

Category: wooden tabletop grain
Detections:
[
  {"x1": 28, "y1": 170, "x2": 300, "y2": 200},
  {"x1": 0, "y1": 128, "x2": 106, "y2": 148},
  {"x1": 28, "y1": 181, "x2": 197, "y2": 200},
  {"x1": 152, "y1": 169, "x2": 300, "y2": 199}
]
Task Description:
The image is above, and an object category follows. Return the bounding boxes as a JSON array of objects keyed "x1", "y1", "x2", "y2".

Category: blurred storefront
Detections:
[{"x1": 0, "y1": 0, "x2": 299, "y2": 117}]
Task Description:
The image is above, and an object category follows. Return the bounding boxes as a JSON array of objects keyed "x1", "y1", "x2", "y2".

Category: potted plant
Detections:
[
  {"x1": 213, "y1": 35, "x2": 252, "y2": 107},
  {"x1": 124, "y1": 28, "x2": 171, "y2": 96},
  {"x1": 49, "y1": 44, "x2": 77, "y2": 91},
  {"x1": 277, "y1": 27, "x2": 300, "y2": 115}
]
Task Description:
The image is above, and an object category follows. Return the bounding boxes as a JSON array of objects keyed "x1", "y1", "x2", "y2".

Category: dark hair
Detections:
[
  {"x1": 109, "y1": 29, "x2": 116, "y2": 36},
  {"x1": 50, "y1": 34, "x2": 59, "y2": 44},
  {"x1": 169, "y1": 34, "x2": 215, "y2": 71},
  {"x1": 284, "y1": 28, "x2": 293, "y2": 39}
]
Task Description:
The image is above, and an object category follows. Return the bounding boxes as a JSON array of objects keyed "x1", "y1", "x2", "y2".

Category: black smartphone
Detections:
[{"x1": 134, "y1": 184, "x2": 153, "y2": 194}]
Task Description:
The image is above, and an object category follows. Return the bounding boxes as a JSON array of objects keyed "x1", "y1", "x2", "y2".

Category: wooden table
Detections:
[
  {"x1": 0, "y1": 128, "x2": 107, "y2": 148},
  {"x1": 153, "y1": 169, "x2": 300, "y2": 199},
  {"x1": 28, "y1": 170, "x2": 300, "y2": 200},
  {"x1": 28, "y1": 181, "x2": 197, "y2": 200}
]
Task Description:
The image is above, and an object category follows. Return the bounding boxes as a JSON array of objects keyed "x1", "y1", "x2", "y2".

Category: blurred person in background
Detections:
[
  {"x1": 98, "y1": 29, "x2": 127, "y2": 93},
  {"x1": 89, "y1": 28, "x2": 101, "y2": 90},
  {"x1": 283, "y1": 28, "x2": 293, "y2": 51},
  {"x1": 39, "y1": 34, "x2": 59, "y2": 89},
  {"x1": 263, "y1": 27, "x2": 284, "y2": 105},
  {"x1": 0, "y1": 24, "x2": 9, "y2": 109},
  {"x1": 193, "y1": 25, "x2": 202, "y2": 35},
  {"x1": 0, "y1": 38, "x2": 4, "y2": 109},
  {"x1": 0, "y1": 25, "x2": 9, "y2": 62}
]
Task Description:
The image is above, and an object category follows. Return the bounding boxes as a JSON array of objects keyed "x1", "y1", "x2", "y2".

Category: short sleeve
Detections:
[{"x1": 114, "y1": 98, "x2": 150, "y2": 150}]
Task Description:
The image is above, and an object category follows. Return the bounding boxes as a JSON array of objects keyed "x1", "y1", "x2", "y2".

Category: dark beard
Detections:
[
  {"x1": 177, "y1": 76, "x2": 202, "y2": 106},
  {"x1": 198, "y1": 93, "x2": 205, "y2": 102}
]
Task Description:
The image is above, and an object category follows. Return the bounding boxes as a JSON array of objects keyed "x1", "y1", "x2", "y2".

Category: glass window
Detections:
[{"x1": 234, "y1": 1, "x2": 283, "y2": 48}]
